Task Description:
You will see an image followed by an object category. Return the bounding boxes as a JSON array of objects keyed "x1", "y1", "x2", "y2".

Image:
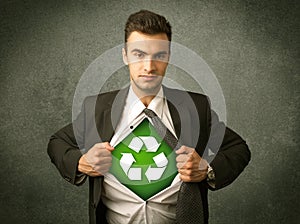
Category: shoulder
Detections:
[
  {"x1": 96, "y1": 89, "x2": 121, "y2": 101},
  {"x1": 83, "y1": 89, "x2": 123, "y2": 106},
  {"x1": 163, "y1": 86, "x2": 209, "y2": 105}
]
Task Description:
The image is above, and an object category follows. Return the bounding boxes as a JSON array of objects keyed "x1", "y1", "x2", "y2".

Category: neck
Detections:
[
  {"x1": 140, "y1": 95, "x2": 155, "y2": 107},
  {"x1": 131, "y1": 85, "x2": 161, "y2": 107}
]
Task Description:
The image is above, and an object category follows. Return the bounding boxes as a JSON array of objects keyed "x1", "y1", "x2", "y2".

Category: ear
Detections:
[{"x1": 122, "y1": 48, "x2": 128, "y2": 65}]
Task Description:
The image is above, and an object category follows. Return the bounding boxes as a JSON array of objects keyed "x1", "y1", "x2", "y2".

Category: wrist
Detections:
[
  {"x1": 207, "y1": 164, "x2": 216, "y2": 186},
  {"x1": 78, "y1": 155, "x2": 91, "y2": 174},
  {"x1": 78, "y1": 155, "x2": 103, "y2": 177}
]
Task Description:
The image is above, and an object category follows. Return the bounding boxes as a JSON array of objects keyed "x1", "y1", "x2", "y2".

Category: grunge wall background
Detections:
[{"x1": 0, "y1": 0, "x2": 299, "y2": 223}]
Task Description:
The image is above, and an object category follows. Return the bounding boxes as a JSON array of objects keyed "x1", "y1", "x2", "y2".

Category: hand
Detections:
[
  {"x1": 176, "y1": 145, "x2": 208, "y2": 182},
  {"x1": 78, "y1": 142, "x2": 114, "y2": 177}
]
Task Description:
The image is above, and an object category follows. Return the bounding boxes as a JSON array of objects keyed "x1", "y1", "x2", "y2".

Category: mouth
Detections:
[{"x1": 139, "y1": 74, "x2": 158, "y2": 81}]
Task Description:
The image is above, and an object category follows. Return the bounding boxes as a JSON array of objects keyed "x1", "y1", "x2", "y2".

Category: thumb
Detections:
[{"x1": 103, "y1": 142, "x2": 114, "y2": 151}]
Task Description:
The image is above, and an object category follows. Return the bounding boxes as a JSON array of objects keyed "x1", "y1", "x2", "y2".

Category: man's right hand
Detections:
[{"x1": 78, "y1": 142, "x2": 114, "y2": 177}]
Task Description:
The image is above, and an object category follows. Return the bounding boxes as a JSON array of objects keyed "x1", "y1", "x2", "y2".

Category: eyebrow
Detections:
[
  {"x1": 131, "y1": 49, "x2": 148, "y2": 55},
  {"x1": 154, "y1": 51, "x2": 168, "y2": 56},
  {"x1": 130, "y1": 49, "x2": 168, "y2": 55}
]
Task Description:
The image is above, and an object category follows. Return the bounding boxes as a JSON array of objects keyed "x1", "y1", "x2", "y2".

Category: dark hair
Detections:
[{"x1": 124, "y1": 10, "x2": 172, "y2": 42}]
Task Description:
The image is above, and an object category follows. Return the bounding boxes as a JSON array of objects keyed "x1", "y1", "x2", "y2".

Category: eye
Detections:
[
  {"x1": 154, "y1": 53, "x2": 167, "y2": 60},
  {"x1": 133, "y1": 52, "x2": 145, "y2": 59}
]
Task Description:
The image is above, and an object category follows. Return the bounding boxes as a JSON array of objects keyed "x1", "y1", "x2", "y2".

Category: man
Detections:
[{"x1": 47, "y1": 10, "x2": 250, "y2": 224}]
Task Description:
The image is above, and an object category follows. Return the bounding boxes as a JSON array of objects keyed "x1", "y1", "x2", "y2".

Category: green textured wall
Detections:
[{"x1": 0, "y1": 0, "x2": 299, "y2": 223}]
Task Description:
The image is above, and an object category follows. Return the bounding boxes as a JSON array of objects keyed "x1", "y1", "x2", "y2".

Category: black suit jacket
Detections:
[{"x1": 47, "y1": 86, "x2": 250, "y2": 224}]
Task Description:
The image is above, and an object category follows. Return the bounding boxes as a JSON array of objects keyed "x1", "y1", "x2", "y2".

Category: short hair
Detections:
[{"x1": 124, "y1": 10, "x2": 172, "y2": 43}]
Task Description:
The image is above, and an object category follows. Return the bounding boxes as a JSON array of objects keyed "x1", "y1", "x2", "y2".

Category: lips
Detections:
[{"x1": 139, "y1": 75, "x2": 158, "y2": 81}]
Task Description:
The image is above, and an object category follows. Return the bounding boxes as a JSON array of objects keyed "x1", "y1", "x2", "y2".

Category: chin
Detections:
[{"x1": 138, "y1": 85, "x2": 161, "y2": 94}]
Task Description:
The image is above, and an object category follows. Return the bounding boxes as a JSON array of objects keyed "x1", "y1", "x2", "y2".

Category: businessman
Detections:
[{"x1": 48, "y1": 10, "x2": 250, "y2": 224}]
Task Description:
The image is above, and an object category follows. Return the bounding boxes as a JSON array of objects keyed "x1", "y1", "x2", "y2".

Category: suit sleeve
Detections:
[
  {"x1": 47, "y1": 101, "x2": 87, "y2": 186},
  {"x1": 207, "y1": 104, "x2": 251, "y2": 190}
]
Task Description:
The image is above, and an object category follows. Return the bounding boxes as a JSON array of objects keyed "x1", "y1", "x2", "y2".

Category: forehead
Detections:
[{"x1": 127, "y1": 31, "x2": 169, "y2": 53}]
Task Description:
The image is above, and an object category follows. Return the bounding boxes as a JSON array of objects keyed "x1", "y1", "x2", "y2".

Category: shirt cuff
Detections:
[
  {"x1": 74, "y1": 172, "x2": 87, "y2": 185},
  {"x1": 207, "y1": 164, "x2": 216, "y2": 189}
]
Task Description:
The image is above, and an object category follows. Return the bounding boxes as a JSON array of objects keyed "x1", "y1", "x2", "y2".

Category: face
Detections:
[{"x1": 123, "y1": 31, "x2": 170, "y2": 96}]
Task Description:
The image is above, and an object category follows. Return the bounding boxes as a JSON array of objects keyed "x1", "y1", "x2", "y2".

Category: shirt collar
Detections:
[
  {"x1": 127, "y1": 86, "x2": 165, "y2": 121},
  {"x1": 147, "y1": 87, "x2": 165, "y2": 119}
]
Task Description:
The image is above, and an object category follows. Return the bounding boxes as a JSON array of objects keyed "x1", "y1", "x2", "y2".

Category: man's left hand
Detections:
[{"x1": 176, "y1": 145, "x2": 208, "y2": 182}]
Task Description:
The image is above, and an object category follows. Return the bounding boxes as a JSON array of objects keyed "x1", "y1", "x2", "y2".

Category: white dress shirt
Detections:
[{"x1": 102, "y1": 86, "x2": 182, "y2": 224}]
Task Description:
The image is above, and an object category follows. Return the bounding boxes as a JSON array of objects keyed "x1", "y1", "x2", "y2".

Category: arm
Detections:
[
  {"x1": 47, "y1": 96, "x2": 114, "y2": 185},
  {"x1": 175, "y1": 96, "x2": 250, "y2": 188},
  {"x1": 47, "y1": 123, "x2": 86, "y2": 185},
  {"x1": 209, "y1": 126, "x2": 251, "y2": 190},
  {"x1": 208, "y1": 109, "x2": 251, "y2": 190}
]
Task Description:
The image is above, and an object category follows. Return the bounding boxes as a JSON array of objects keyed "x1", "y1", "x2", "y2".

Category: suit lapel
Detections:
[
  {"x1": 163, "y1": 86, "x2": 195, "y2": 147},
  {"x1": 163, "y1": 86, "x2": 184, "y2": 141},
  {"x1": 96, "y1": 85, "x2": 192, "y2": 153},
  {"x1": 99, "y1": 86, "x2": 183, "y2": 141},
  {"x1": 95, "y1": 87, "x2": 129, "y2": 142},
  {"x1": 93, "y1": 87, "x2": 129, "y2": 207},
  {"x1": 166, "y1": 100, "x2": 181, "y2": 139}
]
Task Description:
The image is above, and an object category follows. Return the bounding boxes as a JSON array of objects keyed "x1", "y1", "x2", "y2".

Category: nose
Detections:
[{"x1": 143, "y1": 58, "x2": 156, "y2": 72}]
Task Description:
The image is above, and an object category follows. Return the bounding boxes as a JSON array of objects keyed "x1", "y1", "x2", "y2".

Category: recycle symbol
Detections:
[{"x1": 120, "y1": 136, "x2": 168, "y2": 182}]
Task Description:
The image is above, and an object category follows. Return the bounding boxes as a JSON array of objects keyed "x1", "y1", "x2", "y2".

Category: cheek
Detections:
[
  {"x1": 157, "y1": 63, "x2": 168, "y2": 74},
  {"x1": 128, "y1": 63, "x2": 142, "y2": 75}
]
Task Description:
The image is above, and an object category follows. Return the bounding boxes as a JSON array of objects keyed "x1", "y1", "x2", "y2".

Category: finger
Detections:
[
  {"x1": 176, "y1": 158, "x2": 189, "y2": 169},
  {"x1": 176, "y1": 154, "x2": 191, "y2": 162},
  {"x1": 103, "y1": 142, "x2": 114, "y2": 151},
  {"x1": 179, "y1": 174, "x2": 196, "y2": 182},
  {"x1": 97, "y1": 149, "x2": 113, "y2": 157},
  {"x1": 178, "y1": 168, "x2": 207, "y2": 176},
  {"x1": 94, "y1": 163, "x2": 112, "y2": 174},
  {"x1": 89, "y1": 170, "x2": 103, "y2": 177},
  {"x1": 96, "y1": 156, "x2": 112, "y2": 165},
  {"x1": 95, "y1": 153, "x2": 112, "y2": 164},
  {"x1": 179, "y1": 172, "x2": 207, "y2": 182},
  {"x1": 176, "y1": 154, "x2": 194, "y2": 170},
  {"x1": 177, "y1": 161, "x2": 201, "y2": 170},
  {"x1": 176, "y1": 145, "x2": 194, "y2": 154},
  {"x1": 94, "y1": 142, "x2": 114, "y2": 151},
  {"x1": 199, "y1": 158, "x2": 209, "y2": 171},
  {"x1": 178, "y1": 168, "x2": 193, "y2": 176},
  {"x1": 78, "y1": 155, "x2": 104, "y2": 176},
  {"x1": 177, "y1": 161, "x2": 194, "y2": 169},
  {"x1": 89, "y1": 149, "x2": 110, "y2": 158},
  {"x1": 179, "y1": 174, "x2": 202, "y2": 182},
  {"x1": 85, "y1": 152, "x2": 112, "y2": 167}
]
